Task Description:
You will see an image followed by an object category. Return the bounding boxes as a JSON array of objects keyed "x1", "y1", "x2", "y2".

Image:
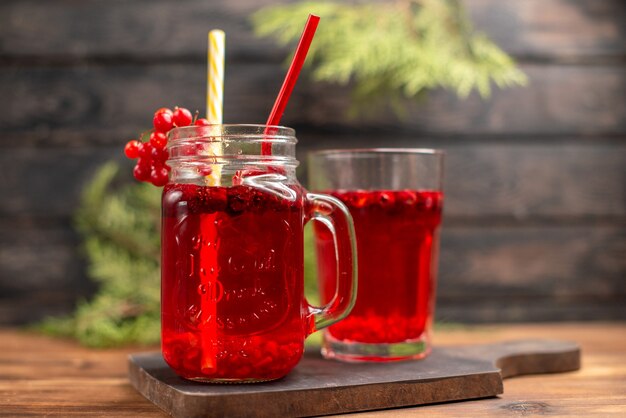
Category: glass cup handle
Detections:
[{"x1": 304, "y1": 192, "x2": 358, "y2": 334}]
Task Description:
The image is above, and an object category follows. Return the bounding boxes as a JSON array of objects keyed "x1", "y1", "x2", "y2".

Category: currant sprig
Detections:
[{"x1": 124, "y1": 106, "x2": 211, "y2": 187}]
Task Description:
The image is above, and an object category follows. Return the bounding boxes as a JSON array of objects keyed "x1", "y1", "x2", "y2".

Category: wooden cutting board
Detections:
[{"x1": 128, "y1": 339, "x2": 580, "y2": 418}]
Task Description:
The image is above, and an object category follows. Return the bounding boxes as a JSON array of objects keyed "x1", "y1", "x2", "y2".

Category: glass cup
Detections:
[
  {"x1": 161, "y1": 125, "x2": 357, "y2": 382},
  {"x1": 308, "y1": 149, "x2": 444, "y2": 362}
]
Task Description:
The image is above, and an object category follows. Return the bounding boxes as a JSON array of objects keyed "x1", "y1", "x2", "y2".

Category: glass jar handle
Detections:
[{"x1": 304, "y1": 192, "x2": 358, "y2": 333}]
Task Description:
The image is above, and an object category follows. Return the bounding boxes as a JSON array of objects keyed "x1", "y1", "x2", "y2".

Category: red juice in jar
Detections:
[
  {"x1": 161, "y1": 125, "x2": 358, "y2": 380},
  {"x1": 315, "y1": 189, "x2": 443, "y2": 349},
  {"x1": 161, "y1": 183, "x2": 305, "y2": 382}
]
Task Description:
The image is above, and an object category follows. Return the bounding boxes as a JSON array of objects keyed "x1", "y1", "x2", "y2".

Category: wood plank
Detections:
[
  {"x1": 0, "y1": 328, "x2": 164, "y2": 416},
  {"x1": 0, "y1": 323, "x2": 624, "y2": 417},
  {"x1": 0, "y1": 223, "x2": 92, "y2": 324},
  {"x1": 0, "y1": 223, "x2": 83, "y2": 294},
  {"x1": 376, "y1": 323, "x2": 626, "y2": 417},
  {"x1": 437, "y1": 300, "x2": 626, "y2": 323},
  {"x1": 307, "y1": 141, "x2": 626, "y2": 221},
  {"x1": 438, "y1": 225, "x2": 626, "y2": 300},
  {"x1": 0, "y1": 64, "x2": 280, "y2": 142},
  {"x1": 0, "y1": 0, "x2": 281, "y2": 61},
  {"x1": 0, "y1": 147, "x2": 121, "y2": 219},
  {"x1": 2, "y1": 63, "x2": 625, "y2": 141},
  {"x1": 0, "y1": 293, "x2": 83, "y2": 326},
  {"x1": 1, "y1": 143, "x2": 623, "y2": 219},
  {"x1": 1, "y1": 0, "x2": 624, "y2": 60},
  {"x1": 299, "y1": 64, "x2": 626, "y2": 136},
  {"x1": 467, "y1": 0, "x2": 626, "y2": 59},
  {"x1": 1, "y1": 223, "x2": 623, "y2": 324}
]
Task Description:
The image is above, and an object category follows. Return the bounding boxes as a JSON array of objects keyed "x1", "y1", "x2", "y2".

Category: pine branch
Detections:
[
  {"x1": 38, "y1": 163, "x2": 161, "y2": 347},
  {"x1": 252, "y1": 0, "x2": 527, "y2": 112}
]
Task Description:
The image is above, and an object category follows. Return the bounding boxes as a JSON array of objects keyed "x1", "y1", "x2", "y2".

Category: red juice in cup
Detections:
[{"x1": 315, "y1": 190, "x2": 443, "y2": 345}]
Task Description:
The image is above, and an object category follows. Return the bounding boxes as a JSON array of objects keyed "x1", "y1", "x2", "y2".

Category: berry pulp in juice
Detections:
[
  {"x1": 315, "y1": 190, "x2": 443, "y2": 344},
  {"x1": 161, "y1": 183, "x2": 305, "y2": 381}
]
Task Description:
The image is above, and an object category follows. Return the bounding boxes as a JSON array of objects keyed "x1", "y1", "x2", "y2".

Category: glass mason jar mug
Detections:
[{"x1": 161, "y1": 125, "x2": 357, "y2": 382}]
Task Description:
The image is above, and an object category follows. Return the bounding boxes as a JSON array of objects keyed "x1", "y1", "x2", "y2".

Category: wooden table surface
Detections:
[{"x1": 1, "y1": 322, "x2": 624, "y2": 417}]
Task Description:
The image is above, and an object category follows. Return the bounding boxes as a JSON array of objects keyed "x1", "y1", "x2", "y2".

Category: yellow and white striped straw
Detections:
[
  {"x1": 206, "y1": 29, "x2": 225, "y2": 186},
  {"x1": 199, "y1": 30, "x2": 225, "y2": 369},
  {"x1": 207, "y1": 29, "x2": 225, "y2": 124}
]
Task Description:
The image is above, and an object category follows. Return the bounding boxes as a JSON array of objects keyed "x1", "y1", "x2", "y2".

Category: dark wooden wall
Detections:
[{"x1": 1, "y1": 0, "x2": 624, "y2": 324}]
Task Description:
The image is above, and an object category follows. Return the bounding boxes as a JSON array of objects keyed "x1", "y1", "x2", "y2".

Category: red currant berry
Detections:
[
  {"x1": 345, "y1": 190, "x2": 369, "y2": 209},
  {"x1": 433, "y1": 192, "x2": 444, "y2": 209},
  {"x1": 153, "y1": 109, "x2": 174, "y2": 132},
  {"x1": 137, "y1": 157, "x2": 152, "y2": 170},
  {"x1": 139, "y1": 142, "x2": 153, "y2": 159},
  {"x1": 198, "y1": 166, "x2": 212, "y2": 176},
  {"x1": 398, "y1": 190, "x2": 417, "y2": 206},
  {"x1": 422, "y1": 195, "x2": 434, "y2": 210},
  {"x1": 149, "y1": 131, "x2": 167, "y2": 149},
  {"x1": 151, "y1": 166, "x2": 169, "y2": 187},
  {"x1": 377, "y1": 191, "x2": 395, "y2": 209},
  {"x1": 194, "y1": 118, "x2": 211, "y2": 126},
  {"x1": 124, "y1": 140, "x2": 141, "y2": 159},
  {"x1": 151, "y1": 146, "x2": 168, "y2": 162},
  {"x1": 154, "y1": 107, "x2": 173, "y2": 117},
  {"x1": 173, "y1": 107, "x2": 193, "y2": 127},
  {"x1": 133, "y1": 164, "x2": 150, "y2": 182}
]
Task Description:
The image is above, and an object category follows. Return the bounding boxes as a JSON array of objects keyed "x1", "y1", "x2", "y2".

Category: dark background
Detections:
[{"x1": 0, "y1": 0, "x2": 625, "y2": 325}]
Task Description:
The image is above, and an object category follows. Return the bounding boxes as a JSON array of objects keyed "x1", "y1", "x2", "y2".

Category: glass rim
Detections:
[
  {"x1": 308, "y1": 147, "x2": 445, "y2": 157},
  {"x1": 168, "y1": 124, "x2": 296, "y2": 141}
]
